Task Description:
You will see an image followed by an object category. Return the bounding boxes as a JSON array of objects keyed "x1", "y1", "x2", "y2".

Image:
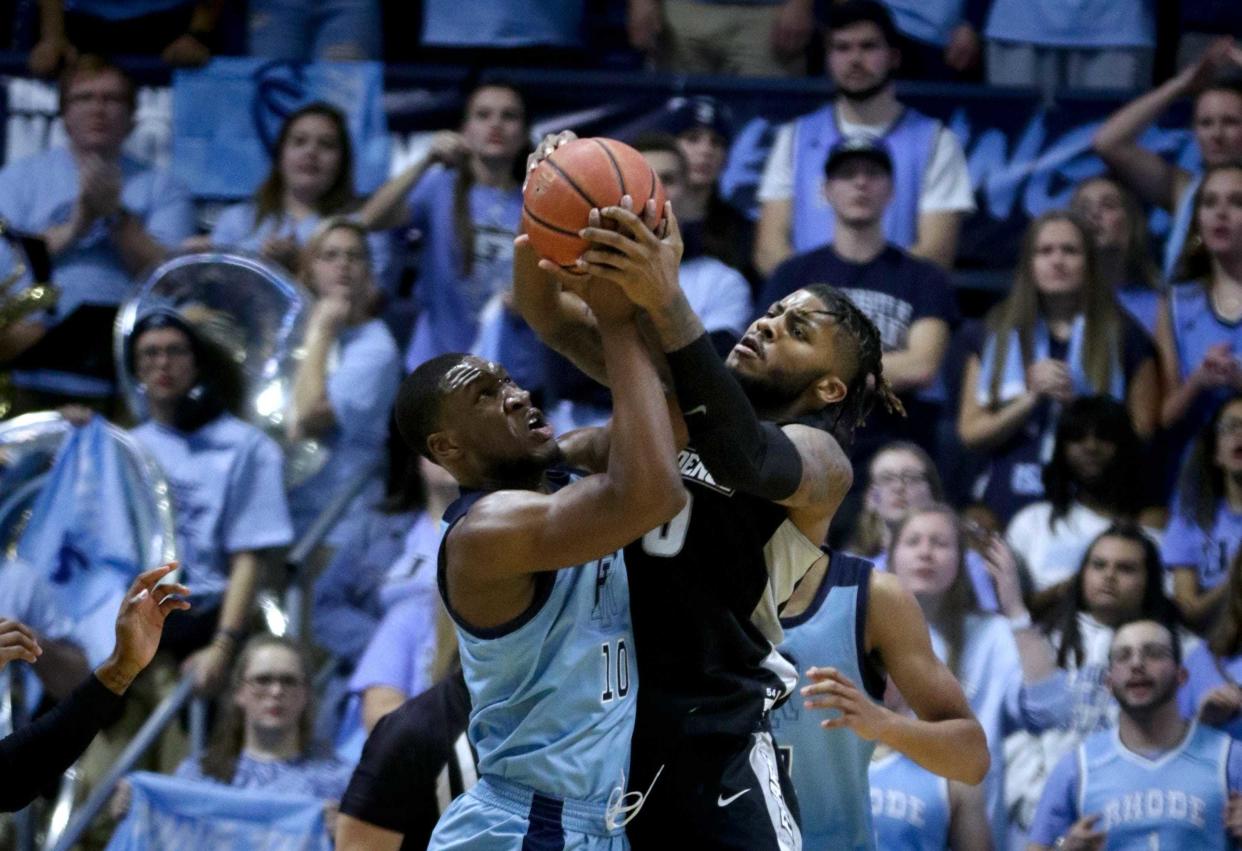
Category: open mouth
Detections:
[{"x1": 526, "y1": 408, "x2": 553, "y2": 441}]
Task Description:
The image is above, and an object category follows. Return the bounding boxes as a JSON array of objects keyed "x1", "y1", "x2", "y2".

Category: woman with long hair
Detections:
[
  {"x1": 1006, "y1": 523, "x2": 1183, "y2": 834},
  {"x1": 957, "y1": 211, "x2": 1160, "y2": 522},
  {"x1": 1005, "y1": 396, "x2": 1148, "y2": 603},
  {"x1": 887, "y1": 505, "x2": 1065, "y2": 848},
  {"x1": 285, "y1": 218, "x2": 401, "y2": 546},
  {"x1": 358, "y1": 82, "x2": 530, "y2": 375},
  {"x1": 1155, "y1": 162, "x2": 1242, "y2": 442},
  {"x1": 176, "y1": 634, "x2": 349, "y2": 799},
  {"x1": 1181, "y1": 547, "x2": 1242, "y2": 739},
  {"x1": 1163, "y1": 392, "x2": 1242, "y2": 631},
  {"x1": 1070, "y1": 174, "x2": 1164, "y2": 335},
  {"x1": 205, "y1": 103, "x2": 389, "y2": 281}
]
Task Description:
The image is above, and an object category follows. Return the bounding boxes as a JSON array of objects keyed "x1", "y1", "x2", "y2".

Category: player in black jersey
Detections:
[{"x1": 515, "y1": 132, "x2": 902, "y2": 851}]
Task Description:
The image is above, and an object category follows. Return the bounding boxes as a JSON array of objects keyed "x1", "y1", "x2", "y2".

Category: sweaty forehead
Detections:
[{"x1": 441, "y1": 357, "x2": 505, "y2": 394}]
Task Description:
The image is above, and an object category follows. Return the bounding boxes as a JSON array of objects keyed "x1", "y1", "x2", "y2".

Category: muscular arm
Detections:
[
  {"x1": 882, "y1": 317, "x2": 950, "y2": 393},
  {"x1": 447, "y1": 312, "x2": 686, "y2": 627},
  {"x1": 867, "y1": 572, "x2": 990, "y2": 784},
  {"x1": 909, "y1": 211, "x2": 962, "y2": 270},
  {"x1": 1092, "y1": 71, "x2": 1195, "y2": 211},
  {"x1": 754, "y1": 199, "x2": 793, "y2": 278},
  {"x1": 956, "y1": 355, "x2": 1040, "y2": 450}
]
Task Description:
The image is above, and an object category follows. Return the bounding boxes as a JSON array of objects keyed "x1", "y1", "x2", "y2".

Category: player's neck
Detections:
[
  {"x1": 835, "y1": 87, "x2": 899, "y2": 128},
  {"x1": 1118, "y1": 702, "x2": 1188, "y2": 754},
  {"x1": 833, "y1": 221, "x2": 885, "y2": 263}
]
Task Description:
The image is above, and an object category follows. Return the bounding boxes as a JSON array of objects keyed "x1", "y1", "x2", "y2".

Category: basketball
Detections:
[{"x1": 521, "y1": 137, "x2": 668, "y2": 268}]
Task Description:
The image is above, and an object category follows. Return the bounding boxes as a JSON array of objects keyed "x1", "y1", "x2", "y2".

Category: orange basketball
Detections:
[{"x1": 522, "y1": 137, "x2": 668, "y2": 268}]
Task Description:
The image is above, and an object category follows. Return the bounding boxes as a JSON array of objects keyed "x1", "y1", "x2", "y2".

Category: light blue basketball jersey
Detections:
[
  {"x1": 771, "y1": 551, "x2": 884, "y2": 850},
  {"x1": 435, "y1": 469, "x2": 636, "y2": 810},
  {"x1": 869, "y1": 752, "x2": 951, "y2": 851},
  {"x1": 1079, "y1": 722, "x2": 1230, "y2": 851},
  {"x1": 790, "y1": 105, "x2": 938, "y2": 253},
  {"x1": 1169, "y1": 280, "x2": 1242, "y2": 437}
]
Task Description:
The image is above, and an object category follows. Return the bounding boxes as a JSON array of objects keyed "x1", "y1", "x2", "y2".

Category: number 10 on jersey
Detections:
[{"x1": 601, "y1": 638, "x2": 631, "y2": 702}]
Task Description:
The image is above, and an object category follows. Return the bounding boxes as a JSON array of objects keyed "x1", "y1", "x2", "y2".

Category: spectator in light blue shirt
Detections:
[
  {"x1": 285, "y1": 219, "x2": 401, "y2": 547},
  {"x1": 204, "y1": 103, "x2": 391, "y2": 289},
  {"x1": 0, "y1": 56, "x2": 194, "y2": 409}
]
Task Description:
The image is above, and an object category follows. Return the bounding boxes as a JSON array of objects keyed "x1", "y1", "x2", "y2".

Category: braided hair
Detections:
[{"x1": 796, "y1": 284, "x2": 904, "y2": 449}]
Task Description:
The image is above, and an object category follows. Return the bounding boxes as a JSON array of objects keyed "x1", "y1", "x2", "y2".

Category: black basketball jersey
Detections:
[{"x1": 623, "y1": 446, "x2": 825, "y2": 746}]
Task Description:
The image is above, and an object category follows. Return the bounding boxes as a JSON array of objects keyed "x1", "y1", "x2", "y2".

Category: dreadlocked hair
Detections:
[{"x1": 797, "y1": 285, "x2": 905, "y2": 449}]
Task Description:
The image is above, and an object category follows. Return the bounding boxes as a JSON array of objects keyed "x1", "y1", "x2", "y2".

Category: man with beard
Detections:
[
  {"x1": 1027, "y1": 620, "x2": 1242, "y2": 850},
  {"x1": 754, "y1": 0, "x2": 974, "y2": 274},
  {"x1": 516, "y1": 145, "x2": 901, "y2": 847},
  {"x1": 394, "y1": 273, "x2": 686, "y2": 848}
]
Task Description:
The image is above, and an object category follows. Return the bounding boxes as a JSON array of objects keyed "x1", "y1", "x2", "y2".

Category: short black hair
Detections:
[
  {"x1": 825, "y1": 0, "x2": 900, "y2": 47},
  {"x1": 1112, "y1": 617, "x2": 1183, "y2": 667},
  {"x1": 395, "y1": 353, "x2": 471, "y2": 462}
]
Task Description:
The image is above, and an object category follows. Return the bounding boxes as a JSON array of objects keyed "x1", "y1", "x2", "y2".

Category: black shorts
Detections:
[{"x1": 627, "y1": 727, "x2": 801, "y2": 850}]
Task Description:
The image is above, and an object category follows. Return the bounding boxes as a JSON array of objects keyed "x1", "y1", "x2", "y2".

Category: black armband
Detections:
[{"x1": 665, "y1": 333, "x2": 803, "y2": 501}]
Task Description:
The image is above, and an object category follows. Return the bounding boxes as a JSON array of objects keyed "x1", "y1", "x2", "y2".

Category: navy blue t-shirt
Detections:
[{"x1": 756, "y1": 244, "x2": 959, "y2": 344}]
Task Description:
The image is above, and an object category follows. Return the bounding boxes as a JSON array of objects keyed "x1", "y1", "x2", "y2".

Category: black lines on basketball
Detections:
[
  {"x1": 593, "y1": 138, "x2": 627, "y2": 196},
  {"x1": 545, "y1": 156, "x2": 602, "y2": 208},
  {"x1": 523, "y1": 205, "x2": 580, "y2": 237}
]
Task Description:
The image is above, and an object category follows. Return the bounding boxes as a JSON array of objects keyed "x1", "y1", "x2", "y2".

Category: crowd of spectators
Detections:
[{"x1": 1, "y1": 1, "x2": 1242, "y2": 849}]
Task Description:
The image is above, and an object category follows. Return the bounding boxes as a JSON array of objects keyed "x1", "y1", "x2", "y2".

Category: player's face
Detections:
[
  {"x1": 61, "y1": 69, "x2": 133, "y2": 154},
  {"x1": 677, "y1": 127, "x2": 727, "y2": 191},
  {"x1": 1030, "y1": 219, "x2": 1087, "y2": 297},
  {"x1": 866, "y1": 448, "x2": 934, "y2": 525},
  {"x1": 309, "y1": 226, "x2": 370, "y2": 303},
  {"x1": 279, "y1": 113, "x2": 344, "y2": 202},
  {"x1": 134, "y1": 327, "x2": 198, "y2": 405},
  {"x1": 235, "y1": 645, "x2": 308, "y2": 735},
  {"x1": 1194, "y1": 90, "x2": 1242, "y2": 167},
  {"x1": 1063, "y1": 429, "x2": 1117, "y2": 486},
  {"x1": 642, "y1": 150, "x2": 685, "y2": 208},
  {"x1": 461, "y1": 87, "x2": 526, "y2": 164},
  {"x1": 1081, "y1": 536, "x2": 1147, "y2": 621},
  {"x1": 1107, "y1": 621, "x2": 1182, "y2": 714},
  {"x1": 1072, "y1": 179, "x2": 1129, "y2": 252},
  {"x1": 824, "y1": 159, "x2": 892, "y2": 227},
  {"x1": 1197, "y1": 169, "x2": 1242, "y2": 259},
  {"x1": 826, "y1": 23, "x2": 897, "y2": 96},
  {"x1": 727, "y1": 290, "x2": 845, "y2": 414},
  {"x1": 437, "y1": 357, "x2": 560, "y2": 476},
  {"x1": 1214, "y1": 400, "x2": 1242, "y2": 475},
  {"x1": 891, "y1": 511, "x2": 960, "y2": 598}
]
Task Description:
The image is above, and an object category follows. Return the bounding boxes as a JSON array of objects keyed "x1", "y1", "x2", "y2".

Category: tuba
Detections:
[{"x1": 113, "y1": 251, "x2": 327, "y2": 487}]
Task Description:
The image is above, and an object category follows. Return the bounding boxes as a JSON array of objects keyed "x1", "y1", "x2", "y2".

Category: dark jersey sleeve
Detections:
[
  {"x1": 0, "y1": 673, "x2": 124, "y2": 813},
  {"x1": 339, "y1": 671, "x2": 472, "y2": 847}
]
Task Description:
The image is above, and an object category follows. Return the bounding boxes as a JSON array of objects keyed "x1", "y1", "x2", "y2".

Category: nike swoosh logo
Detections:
[
  {"x1": 684, "y1": 404, "x2": 708, "y2": 417},
  {"x1": 717, "y1": 789, "x2": 749, "y2": 807}
]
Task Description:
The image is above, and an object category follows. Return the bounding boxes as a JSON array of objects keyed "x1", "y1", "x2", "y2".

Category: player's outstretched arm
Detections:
[
  {"x1": 848, "y1": 571, "x2": 988, "y2": 784},
  {"x1": 450, "y1": 280, "x2": 686, "y2": 583}
]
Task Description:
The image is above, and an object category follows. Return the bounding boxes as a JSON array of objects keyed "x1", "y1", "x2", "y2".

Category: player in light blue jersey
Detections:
[
  {"x1": 393, "y1": 268, "x2": 686, "y2": 849},
  {"x1": 1028, "y1": 619, "x2": 1242, "y2": 851},
  {"x1": 770, "y1": 543, "x2": 988, "y2": 850},
  {"x1": 869, "y1": 745, "x2": 990, "y2": 851}
]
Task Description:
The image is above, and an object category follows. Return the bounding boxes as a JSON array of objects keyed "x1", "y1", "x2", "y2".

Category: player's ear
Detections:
[
  {"x1": 426, "y1": 430, "x2": 462, "y2": 465},
  {"x1": 813, "y1": 373, "x2": 848, "y2": 408}
]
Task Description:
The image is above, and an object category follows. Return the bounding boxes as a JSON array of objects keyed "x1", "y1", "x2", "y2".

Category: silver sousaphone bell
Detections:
[{"x1": 114, "y1": 252, "x2": 327, "y2": 488}]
